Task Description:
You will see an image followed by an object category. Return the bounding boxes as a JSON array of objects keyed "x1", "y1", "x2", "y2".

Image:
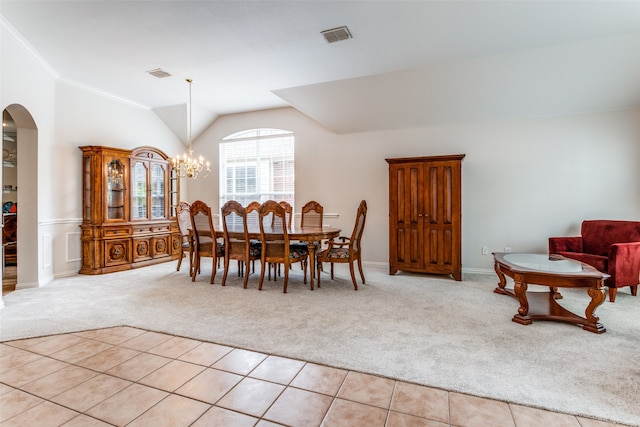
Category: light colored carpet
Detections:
[{"x1": 1, "y1": 261, "x2": 639, "y2": 426}]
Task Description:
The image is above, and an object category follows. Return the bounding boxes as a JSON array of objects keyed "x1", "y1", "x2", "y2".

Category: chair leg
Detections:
[
  {"x1": 283, "y1": 262, "x2": 289, "y2": 293},
  {"x1": 348, "y1": 262, "x2": 358, "y2": 291},
  {"x1": 191, "y1": 252, "x2": 199, "y2": 282},
  {"x1": 357, "y1": 256, "x2": 365, "y2": 284},
  {"x1": 330, "y1": 263, "x2": 335, "y2": 279},
  {"x1": 243, "y1": 260, "x2": 251, "y2": 289},
  {"x1": 631, "y1": 285, "x2": 638, "y2": 297},
  {"x1": 302, "y1": 259, "x2": 307, "y2": 285},
  {"x1": 222, "y1": 256, "x2": 230, "y2": 286},
  {"x1": 609, "y1": 287, "x2": 617, "y2": 302},
  {"x1": 258, "y1": 260, "x2": 267, "y2": 290},
  {"x1": 209, "y1": 256, "x2": 216, "y2": 284},
  {"x1": 177, "y1": 248, "x2": 183, "y2": 271}
]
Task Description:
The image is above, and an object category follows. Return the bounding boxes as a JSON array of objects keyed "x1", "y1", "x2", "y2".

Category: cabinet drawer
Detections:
[
  {"x1": 132, "y1": 225, "x2": 171, "y2": 234},
  {"x1": 103, "y1": 227, "x2": 131, "y2": 238}
]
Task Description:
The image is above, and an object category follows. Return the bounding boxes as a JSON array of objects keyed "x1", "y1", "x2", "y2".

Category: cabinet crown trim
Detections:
[{"x1": 385, "y1": 154, "x2": 465, "y2": 164}]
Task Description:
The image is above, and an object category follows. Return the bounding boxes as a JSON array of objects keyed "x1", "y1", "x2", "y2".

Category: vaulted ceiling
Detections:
[{"x1": 2, "y1": 1, "x2": 639, "y2": 140}]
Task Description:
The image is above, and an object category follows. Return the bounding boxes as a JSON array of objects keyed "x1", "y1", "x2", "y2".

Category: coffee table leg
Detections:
[
  {"x1": 493, "y1": 262, "x2": 514, "y2": 297},
  {"x1": 512, "y1": 277, "x2": 533, "y2": 325},
  {"x1": 583, "y1": 285, "x2": 607, "y2": 333}
]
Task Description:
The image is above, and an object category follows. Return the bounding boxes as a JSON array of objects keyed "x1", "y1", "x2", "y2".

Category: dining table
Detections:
[{"x1": 195, "y1": 224, "x2": 341, "y2": 290}]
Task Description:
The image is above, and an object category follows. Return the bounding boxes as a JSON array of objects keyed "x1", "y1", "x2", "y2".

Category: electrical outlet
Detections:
[
  {"x1": 504, "y1": 247, "x2": 512, "y2": 253},
  {"x1": 481, "y1": 246, "x2": 489, "y2": 255}
]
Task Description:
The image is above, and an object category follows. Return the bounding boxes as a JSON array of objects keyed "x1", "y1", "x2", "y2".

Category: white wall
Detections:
[{"x1": 192, "y1": 107, "x2": 640, "y2": 274}]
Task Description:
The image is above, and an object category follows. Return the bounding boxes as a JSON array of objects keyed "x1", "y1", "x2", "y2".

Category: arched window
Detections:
[{"x1": 219, "y1": 128, "x2": 295, "y2": 209}]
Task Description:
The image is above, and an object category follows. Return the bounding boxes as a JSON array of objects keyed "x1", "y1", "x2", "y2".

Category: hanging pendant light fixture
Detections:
[{"x1": 171, "y1": 78, "x2": 211, "y2": 179}]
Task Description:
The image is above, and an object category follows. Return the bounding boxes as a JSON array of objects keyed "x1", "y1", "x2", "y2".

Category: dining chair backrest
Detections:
[
  {"x1": 245, "y1": 201, "x2": 261, "y2": 229},
  {"x1": 300, "y1": 200, "x2": 323, "y2": 228},
  {"x1": 220, "y1": 200, "x2": 249, "y2": 254},
  {"x1": 260, "y1": 200, "x2": 289, "y2": 246},
  {"x1": 190, "y1": 200, "x2": 215, "y2": 248},
  {"x1": 272, "y1": 201, "x2": 293, "y2": 228},
  {"x1": 350, "y1": 200, "x2": 368, "y2": 250},
  {"x1": 176, "y1": 201, "x2": 191, "y2": 239}
]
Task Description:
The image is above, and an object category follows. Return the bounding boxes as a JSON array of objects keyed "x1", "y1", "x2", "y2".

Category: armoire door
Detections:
[
  {"x1": 388, "y1": 161, "x2": 425, "y2": 273},
  {"x1": 422, "y1": 158, "x2": 462, "y2": 279}
]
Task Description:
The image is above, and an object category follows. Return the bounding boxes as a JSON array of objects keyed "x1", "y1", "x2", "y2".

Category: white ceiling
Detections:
[{"x1": 2, "y1": 1, "x2": 640, "y2": 139}]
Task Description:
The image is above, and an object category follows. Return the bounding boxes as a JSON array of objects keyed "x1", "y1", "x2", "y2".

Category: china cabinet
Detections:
[
  {"x1": 79, "y1": 145, "x2": 181, "y2": 274},
  {"x1": 386, "y1": 154, "x2": 464, "y2": 280}
]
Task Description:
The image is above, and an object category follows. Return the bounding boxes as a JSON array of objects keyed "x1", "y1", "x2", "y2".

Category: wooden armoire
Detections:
[
  {"x1": 386, "y1": 154, "x2": 464, "y2": 281},
  {"x1": 79, "y1": 145, "x2": 181, "y2": 274}
]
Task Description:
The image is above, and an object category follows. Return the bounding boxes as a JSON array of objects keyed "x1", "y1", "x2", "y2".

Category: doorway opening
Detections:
[{"x1": 2, "y1": 109, "x2": 17, "y2": 294}]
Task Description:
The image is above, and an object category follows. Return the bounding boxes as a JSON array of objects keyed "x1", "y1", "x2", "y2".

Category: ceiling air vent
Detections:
[
  {"x1": 321, "y1": 26, "x2": 352, "y2": 43},
  {"x1": 146, "y1": 68, "x2": 172, "y2": 78}
]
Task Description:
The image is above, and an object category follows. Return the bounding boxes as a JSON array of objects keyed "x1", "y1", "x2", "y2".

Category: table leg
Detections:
[
  {"x1": 512, "y1": 277, "x2": 533, "y2": 325},
  {"x1": 307, "y1": 242, "x2": 316, "y2": 290},
  {"x1": 583, "y1": 285, "x2": 606, "y2": 333},
  {"x1": 493, "y1": 262, "x2": 514, "y2": 297}
]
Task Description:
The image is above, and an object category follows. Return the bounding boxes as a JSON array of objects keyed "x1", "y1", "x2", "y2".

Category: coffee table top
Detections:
[{"x1": 493, "y1": 252, "x2": 609, "y2": 279}]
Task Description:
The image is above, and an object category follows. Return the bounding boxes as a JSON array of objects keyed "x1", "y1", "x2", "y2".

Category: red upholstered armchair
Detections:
[{"x1": 549, "y1": 220, "x2": 640, "y2": 302}]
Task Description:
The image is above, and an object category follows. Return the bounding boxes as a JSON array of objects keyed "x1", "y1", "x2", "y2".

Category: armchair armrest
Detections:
[
  {"x1": 325, "y1": 236, "x2": 352, "y2": 250},
  {"x1": 549, "y1": 236, "x2": 583, "y2": 254},
  {"x1": 608, "y1": 242, "x2": 640, "y2": 287}
]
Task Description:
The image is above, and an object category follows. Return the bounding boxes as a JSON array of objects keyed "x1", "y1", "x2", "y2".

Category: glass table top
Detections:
[{"x1": 502, "y1": 253, "x2": 583, "y2": 273}]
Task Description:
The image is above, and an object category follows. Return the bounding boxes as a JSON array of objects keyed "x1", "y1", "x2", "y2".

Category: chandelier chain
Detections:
[{"x1": 171, "y1": 78, "x2": 211, "y2": 179}]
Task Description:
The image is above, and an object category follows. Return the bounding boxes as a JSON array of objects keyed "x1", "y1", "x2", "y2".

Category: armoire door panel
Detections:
[
  {"x1": 444, "y1": 165, "x2": 453, "y2": 224},
  {"x1": 396, "y1": 229, "x2": 406, "y2": 263}
]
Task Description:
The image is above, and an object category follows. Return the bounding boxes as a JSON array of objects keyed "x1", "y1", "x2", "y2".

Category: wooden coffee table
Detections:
[{"x1": 493, "y1": 252, "x2": 609, "y2": 334}]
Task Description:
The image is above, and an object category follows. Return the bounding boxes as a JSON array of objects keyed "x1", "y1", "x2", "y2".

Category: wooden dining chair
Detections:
[
  {"x1": 316, "y1": 200, "x2": 367, "y2": 290},
  {"x1": 258, "y1": 200, "x2": 308, "y2": 293},
  {"x1": 300, "y1": 200, "x2": 323, "y2": 228},
  {"x1": 245, "y1": 201, "x2": 262, "y2": 274},
  {"x1": 190, "y1": 200, "x2": 224, "y2": 284},
  {"x1": 221, "y1": 200, "x2": 260, "y2": 289},
  {"x1": 291, "y1": 200, "x2": 324, "y2": 270},
  {"x1": 175, "y1": 201, "x2": 193, "y2": 274},
  {"x1": 268, "y1": 201, "x2": 294, "y2": 278}
]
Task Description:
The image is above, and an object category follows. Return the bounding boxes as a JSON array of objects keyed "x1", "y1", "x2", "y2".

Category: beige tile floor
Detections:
[{"x1": 0, "y1": 326, "x2": 629, "y2": 427}]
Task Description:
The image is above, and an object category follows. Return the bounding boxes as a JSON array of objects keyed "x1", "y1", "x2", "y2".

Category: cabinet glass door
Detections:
[
  {"x1": 83, "y1": 156, "x2": 91, "y2": 221},
  {"x1": 106, "y1": 159, "x2": 125, "y2": 220},
  {"x1": 151, "y1": 163, "x2": 165, "y2": 218},
  {"x1": 131, "y1": 161, "x2": 148, "y2": 219}
]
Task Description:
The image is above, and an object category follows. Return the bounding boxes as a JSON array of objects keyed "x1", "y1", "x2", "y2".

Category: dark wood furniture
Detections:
[
  {"x1": 258, "y1": 200, "x2": 309, "y2": 293},
  {"x1": 79, "y1": 146, "x2": 180, "y2": 274},
  {"x1": 493, "y1": 252, "x2": 609, "y2": 333},
  {"x1": 218, "y1": 224, "x2": 340, "y2": 290},
  {"x1": 316, "y1": 200, "x2": 367, "y2": 290},
  {"x1": 386, "y1": 154, "x2": 464, "y2": 280},
  {"x1": 300, "y1": 200, "x2": 323, "y2": 228},
  {"x1": 190, "y1": 200, "x2": 223, "y2": 284},
  {"x1": 175, "y1": 201, "x2": 192, "y2": 273},
  {"x1": 221, "y1": 200, "x2": 260, "y2": 288}
]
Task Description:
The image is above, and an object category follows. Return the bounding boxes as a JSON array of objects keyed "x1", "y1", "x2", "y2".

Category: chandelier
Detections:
[{"x1": 171, "y1": 79, "x2": 211, "y2": 179}]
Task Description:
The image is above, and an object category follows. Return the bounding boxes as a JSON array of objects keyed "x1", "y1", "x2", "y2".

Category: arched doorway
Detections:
[
  {"x1": 1, "y1": 104, "x2": 38, "y2": 298},
  {"x1": 2, "y1": 110, "x2": 18, "y2": 292}
]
